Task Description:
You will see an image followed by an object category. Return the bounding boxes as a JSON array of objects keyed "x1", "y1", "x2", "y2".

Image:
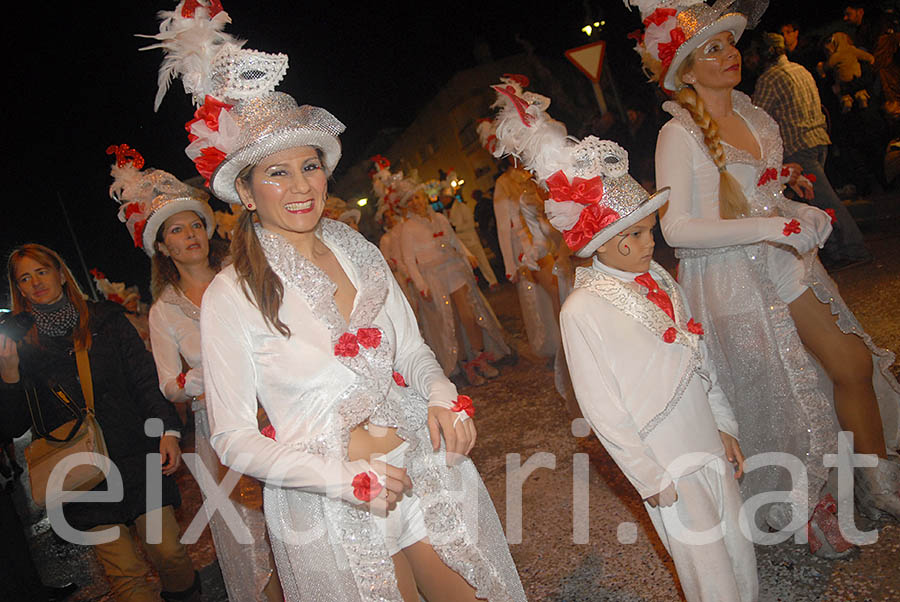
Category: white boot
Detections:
[{"x1": 855, "y1": 455, "x2": 900, "y2": 521}]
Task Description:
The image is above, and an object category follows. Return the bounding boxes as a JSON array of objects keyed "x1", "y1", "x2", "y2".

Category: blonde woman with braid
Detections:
[{"x1": 628, "y1": 1, "x2": 900, "y2": 559}]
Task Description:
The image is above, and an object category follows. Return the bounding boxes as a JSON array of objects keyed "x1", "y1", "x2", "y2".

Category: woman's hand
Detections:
[
  {"x1": 0, "y1": 334, "x2": 20, "y2": 384},
  {"x1": 645, "y1": 482, "x2": 678, "y2": 508},
  {"x1": 427, "y1": 406, "x2": 476, "y2": 466},
  {"x1": 159, "y1": 435, "x2": 182, "y2": 476},
  {"x1": 365, "y1": 461, "x2": 413, "y2": 517},
  {"x1": 719, "y1": 431, "x2": 746, "y2": 479}
]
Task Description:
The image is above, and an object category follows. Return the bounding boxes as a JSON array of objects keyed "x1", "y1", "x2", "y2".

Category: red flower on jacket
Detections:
[
  {"x1": 687, "y1": 318, "x2": 704, "y2": 335},
  {"x1": 783, "y1": 219, "x2": 802, "y2": 236},
  {"x1": 825, "y1": 209, "x2": 837, "y2": 224},
  {"x1": 260, "y1": 425, "x2": 276, "y2": 441},
  {"x1": 393, "y1": 371, "x2": 408, "y2": 387},
  {"x1": 351, "y1": 471, "x2": 383, "y2": 502},
  {"x1": 176, "y1": 372, "x2": 186, "y2": 389},
  {"x1": 758, "y1": 168, "x2": 778, "y2": 186},
  {"x1": 663, "y1": 327, "x2": 677, "y2": 344},
  {"x1": 451, "y1": 394, "x2": 475, "y2": 417},
  {"x1": 334, "y1": 327, "x2": 382, "y2": 357}
]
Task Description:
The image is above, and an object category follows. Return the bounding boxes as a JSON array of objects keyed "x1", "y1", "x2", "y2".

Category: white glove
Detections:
[
  {"x1": 797, "y1": 206, "x2": 834, "y2": 249},
  {"x1": 184, "y1": 367, "x2": 205, "y2": 397},
  {"x1": 764, "y1": 216, "x2": 818, "y2": 255}
]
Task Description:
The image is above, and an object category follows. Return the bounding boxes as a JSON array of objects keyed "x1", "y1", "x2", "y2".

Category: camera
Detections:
[{"x1": 0, "y1": 311, "x2": 34, "y2": 342}]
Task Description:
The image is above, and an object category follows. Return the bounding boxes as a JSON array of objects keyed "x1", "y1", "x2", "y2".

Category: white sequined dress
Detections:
[
  {"x1": 149, "y1": 285, "x2": 276, "y2": 600},
  {"x1": 201, "y1": 219, "x2": 526, "y2": 601},
  {"x1": 656, "y1": 90, "x2": 900, "y2": 530}
]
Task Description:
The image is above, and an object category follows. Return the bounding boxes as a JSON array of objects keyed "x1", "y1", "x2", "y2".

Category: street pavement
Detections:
[{"x1": 7, "y1": 212, "x2": 900, "y2": 601}]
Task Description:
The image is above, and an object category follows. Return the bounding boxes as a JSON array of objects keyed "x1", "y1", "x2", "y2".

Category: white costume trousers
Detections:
[
  {"x1": 456, "y1": 230, "x2": 499, "y2": 286},
  {"x1": 644, "y1": 458, "x2": 758, "y2": 602}
]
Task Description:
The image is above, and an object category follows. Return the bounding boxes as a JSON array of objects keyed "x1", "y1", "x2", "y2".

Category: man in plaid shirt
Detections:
[{"x1": 753, "y1": 33, "x2": 871, "y2": 271}]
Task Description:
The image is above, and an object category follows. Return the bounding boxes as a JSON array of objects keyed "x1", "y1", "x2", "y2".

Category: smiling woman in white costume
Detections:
[{"x1": 142, "y1": 2, "x2": 526, "y2": 600}]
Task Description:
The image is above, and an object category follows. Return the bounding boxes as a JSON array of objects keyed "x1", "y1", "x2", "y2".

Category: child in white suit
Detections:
[{"x1": 487, "y1": 78, "x2": 759, "y2": 601}]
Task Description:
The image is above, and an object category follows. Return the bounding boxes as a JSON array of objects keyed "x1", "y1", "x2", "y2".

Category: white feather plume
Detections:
[
  {"x1": 138, "y1": 2, "x2": 242, "y2": 110},
  {"x1": 109, "y1": 164, "x2": 144, "y2": 212}
]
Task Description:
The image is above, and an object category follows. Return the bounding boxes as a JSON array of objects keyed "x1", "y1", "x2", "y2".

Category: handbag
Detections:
[{"x1": 24, "y1": 347, "x2": 110, "y2": 507}]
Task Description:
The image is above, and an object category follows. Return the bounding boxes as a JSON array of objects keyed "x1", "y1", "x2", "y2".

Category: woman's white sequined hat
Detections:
[
  {"x1": 141, "y1": 1, "x2": 344, "y2": 205},
  {"x1": 107, "y1": 144, "x2": 215, "y2": 257}
]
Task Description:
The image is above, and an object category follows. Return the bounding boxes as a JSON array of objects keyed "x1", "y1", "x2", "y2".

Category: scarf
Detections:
[{"x1": 31, "y1": 297, "x2": 79, "y2": 337}]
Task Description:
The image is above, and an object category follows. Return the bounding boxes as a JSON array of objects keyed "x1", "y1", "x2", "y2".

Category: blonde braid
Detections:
[{"x1": 675, "y1": 86, "x2": 750, "y2": 219}]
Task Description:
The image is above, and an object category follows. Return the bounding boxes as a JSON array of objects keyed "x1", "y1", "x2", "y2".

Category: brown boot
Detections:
[{"x1": 855, "y1": 455, "x2": 900, "y2": 521}]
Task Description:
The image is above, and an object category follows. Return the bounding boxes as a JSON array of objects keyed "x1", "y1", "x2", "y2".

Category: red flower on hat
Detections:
[
  {"x1": 502, "y1": 73, "x2": 530, "y2": 88},
  {"x1": 133, "y1": 219, "x2": 147, "y2": 248},
  {"x1": 194, "y1": 147, "x2": 228, "y2": 185},
  {"x1": 643, "y1": 7, "x2": 677, "y2": 27},
  {"x1": 108, "y1": 293, "x2": 124, "y2": 305},
  {"x1": 546, "y1": 171, "x2": 604, "y2": 205},
  {"x1": 106, "y1": 144, "x2": 145, "y2": 169},
  {"x1": 351, "y1": 471, "x2": 383, "y2": 502},
  {"x1": 185, "y1": 95, "x2": 233, "y2": 142},
  {"x1": 492, "y1": 85, "x2": 533, "y2": 127},
  {"x1": 687, "y1": 318, "x2": 704, "y2": 335},
  {"x1": 658, "y1": 27, "x2": 686, "y2": 70},
  {"x1": 783, "y1": 219, "x2": 802, "y2": 236},
  {"x1": 451, "y1": 394, "x2": 475, "y2": 417},
  {"x1": 124, "y1": 203, "x2": 143, "y2": 220},
  {"x1": 181, "y1": 0, "x2": 224, "y2": 19},
  {"x1": 825, "y1": 209, "x2": 837, "y2": 224},
  {"x1": 393, "y1": 371, "x2": 408, "y2": 387},
  {"x1": 663, "y1": 327, "x2": 677, "y2": 343},
  {"x1": 758, "y1": 168, "x2": 778, "y2": 187},
  {"x1": 563, "y1": 204, "x2": 621, "y2": 252}
]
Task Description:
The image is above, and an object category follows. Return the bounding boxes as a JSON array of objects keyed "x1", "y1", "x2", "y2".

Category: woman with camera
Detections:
[{"x1": 0, "y1": 244, "x2": 199, "y2": 602}]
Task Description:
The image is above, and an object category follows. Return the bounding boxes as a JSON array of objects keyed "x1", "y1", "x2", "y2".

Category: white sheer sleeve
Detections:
[
  {"x1": 399, "y1": 222, "x2": 428, "y2": 295},
  {"x1": 656, "y1": 121, "x2": 786, "y2": 249},
  {"x1": 149, "y1": 303, "x2": 191, "y2": 403},
  {"x1": 201, "y1": 276, "x2": 373, "y2": 503}
]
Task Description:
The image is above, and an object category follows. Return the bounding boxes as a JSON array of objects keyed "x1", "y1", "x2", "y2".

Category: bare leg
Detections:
[
  {"x1": 789, "y1": 289, "x2": 886, "y2": 457},
  {"x1": 392, "y1": 549, "x2": 421, "y2": 602},
  {"x1": 401, "y1": 540, "x2": 480, "y2": 602},
  {"x1": 450, "y1": 285, "x2": 484, "y2": 353}
]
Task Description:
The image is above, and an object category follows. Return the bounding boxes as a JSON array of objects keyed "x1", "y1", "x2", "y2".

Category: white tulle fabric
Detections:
[
  {"x1": 201, "y1": 220, "x2": 525, "y2": 601},
  {"x1": 656, "y1": 90, "x2": 900, "y2": 530},
  {"x1": 148, "y1": 285, "x2": 275, "y2": 600},
  {"x1": 399, "y1": 213, "x2": 510, "y2": 374}
]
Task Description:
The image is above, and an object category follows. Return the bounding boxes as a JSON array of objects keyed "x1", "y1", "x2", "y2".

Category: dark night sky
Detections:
[{"x1": 3, "y1": 0, "x2": 846, "y2": 304}]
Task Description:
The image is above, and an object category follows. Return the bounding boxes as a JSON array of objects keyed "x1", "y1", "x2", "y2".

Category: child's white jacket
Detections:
[{"x1": 560, "y1": 258, "x2": 739, "y2": 499}]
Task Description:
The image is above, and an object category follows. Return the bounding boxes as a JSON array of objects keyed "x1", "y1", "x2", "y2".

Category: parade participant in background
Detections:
[
  {"x1": 106, "y1": 140, "x2": 283, "y2": 601},
  {"x1": 628, "y1": 0, "x2": 900, "y2": 558},
  {"x1": 372, "y1": 158, "x2": 419, "y2": 312},
  {"x1": 441, "y1": 176, "x2": 500, "y2": 289},
  {"x1": 324, "y1": 194, "x2": 362, "y2": 231},
  {"x1": 0, "y1": 244, "x2": 198, "y2": 601},
  {"x1": 145, "y1": 2, "x2": 526, "y2": 600},
  {"x1": 400, "y1": 179, "x2": 510, "y2": 385},
  {"x1": 90, "y1": 267, "x2": 153, "y2": 350}
]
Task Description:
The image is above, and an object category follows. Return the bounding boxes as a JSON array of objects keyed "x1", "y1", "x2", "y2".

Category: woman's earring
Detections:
[{"x1": 246, "y1": 201, "x2": 255, "y2": 211}]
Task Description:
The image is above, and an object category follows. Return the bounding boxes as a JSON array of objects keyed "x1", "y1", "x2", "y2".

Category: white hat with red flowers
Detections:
[
  {"x1": 624, "y1": 0, "x2": 767, "y2": 93},
  {"x1": 486, "y1": 79, "x2": 669, "y2": 258},
  {"x1": 141, "y1": 0, "x2": 345, "y2": 205},
  {"x1": 107, "y1": 143, "x2": 215, "y2": 256}
]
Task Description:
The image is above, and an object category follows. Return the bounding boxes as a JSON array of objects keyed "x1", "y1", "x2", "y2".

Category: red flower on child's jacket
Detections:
[
  {"x1": 351, "y1": 471, "x2": 383, "y2": 502},
  {"x1": 783, "y1": 219, "x2": 802, "y2": 236},
  {"x1": 261, "y1": 425, "x2": 276, "y2": 441},
  {"x1": 392, "y1": 371, "x2": 408, "y2": 387},
  {"x1": 663, "y1": 327, "x2": 677, "y2": 344},
  {"x1": 687, "y1": 318, "x2": 704, "y2": 335}
]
